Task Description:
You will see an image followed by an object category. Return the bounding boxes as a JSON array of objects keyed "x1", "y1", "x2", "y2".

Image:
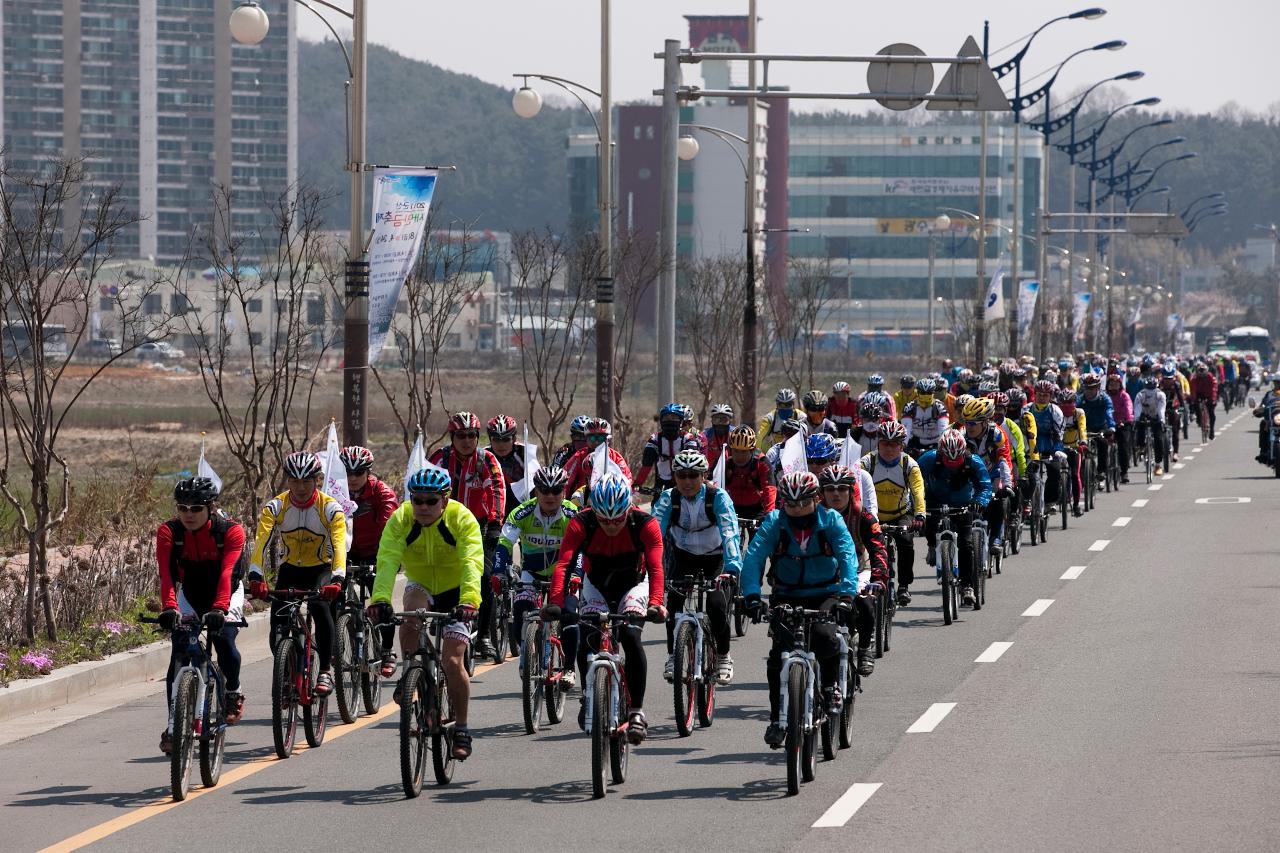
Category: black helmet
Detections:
[{"x1": 174, "y1": 476, "x2": 218, "y2": 505}]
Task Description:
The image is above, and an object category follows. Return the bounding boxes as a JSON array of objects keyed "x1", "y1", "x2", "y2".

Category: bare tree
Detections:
[
  {"x1": 771, "y1": 256, "x2": 836, "y2": 392},
  {"x1": 372, "y1": 216, "x2": 491, "y2": 452},
  {"x1": 678, "y1": 256, "x2": 747, "y2": 423},
  {"x1": 0, "y1": 157, "x2": 179, "y2": 642},
  {"x1": 178, "y1": 184, "x2": 342, "y2": 519},
  {"x1": 609, "y1": 227, "x2": 662, "y2": 457}
]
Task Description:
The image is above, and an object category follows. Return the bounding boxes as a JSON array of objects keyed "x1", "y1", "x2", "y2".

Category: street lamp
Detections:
[
  {"x1": 1129, "y1": 185, "x2": 1170, "y2": 210},
  {"x1": 1180, "y1": 192, "x2": 1225, "y2": 220},
  {"x1": 677, "y1": 134, "x2": 700, "y2": 161},
  {"x1": 232, "y1": 0, "x2": 371, "y2": 445},
  {"x1": 511, "y1": 86, "x2": 543, "y2": 119}
]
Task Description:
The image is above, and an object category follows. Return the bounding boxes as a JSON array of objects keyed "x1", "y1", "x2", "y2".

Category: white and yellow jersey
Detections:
[{"x1": 249, "y1": 491, "x2": 347, "y2": 577}]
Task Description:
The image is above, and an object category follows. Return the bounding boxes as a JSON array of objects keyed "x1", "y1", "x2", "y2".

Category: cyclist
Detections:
[
  {"x1": 861, "y1": 374, "x2": 898, "y2": 420},
  {"x1": 429, "y1": 411, "x2": 506, "y2": 661},
  {"x1": 801, "y1": 389, "x2": 838, "y2": 437},
  {"x1": 564, "y1": 418, "x2": 633, "y2": 504},
  {"x1": 893, "y1": 374, "x2": 917, "y2": 419},
  {"x1": 860, "y1": 420, "x2": 925, "y2": 607},
  {"x1": 485, "y1": 414, "x2": 528, "y2": 516},
  {"x1": 544, "y1": 473, "x2": 666, "y2": 744},
  {"x1": 1058, "y1": 387, "x2": 1087, "y2": 516},
  {"x1": 634, "y1": 403, "x2": 705, "y2": 494},
  {"x1": 366, "y1": 467, "x2": 482, "y2": 760},
  {"x1": 652, "y1": 450, "x2": 741, "y2": 685},
  {"x1": 496, "y1": 466, "x2": 580, "y2": 688},
  {"x1": 702, "y1": 403, "x2": 736, "y2": 461},
  {"x1": 828, "y1": 381, "x2": 858, "y2": 438},
  {"x1": 1133, "y1": 376, "x2": 1169, "y2": 476},
  {"x1": 552, "y1": 415, "x2": 592, "y2": 468},
  {"x1": 1105, "y1": 373, "x2": 1133, "y2": 484},
  {"x1": 156, "y1": 477, "x2": 247, "y2": 753},
  {"x1": 1159, "y1": 368, "x2": 1185, "y2": 465},
  {"x1": 990, "y1": 392, "x2": 1027, "y2": 488},
  {"x1": 1078, "y1": 374, "x2": 1116, "y2": 486},
  {"x1": 902, "y1": 377, "x2": 950, "y2": 458},
  {"x1": 918, "y1": 430, "x2": 991, "y2": 608},
  {"x1": 741, "y1": 471, "x2": 859, "y2": 749},
  {"x1": 817, "y1": 464, "x2": 886, "y2": 677},
  {"x1": 1190, "y1": 362, "x2": 1218, "y2": 440},
  {"x1": 722, "y1": 425, "x2": 776, "y2": 521},
  {"x1": 341, "y1": 445, "x2": 400, "y2": 677},
  {"x1": 757, "y1": 388, "x2": 799, "y2": 451},
  {"x1": 849, "y1": 397, "x2": 888, "y2": 457},
  {"x1": 1006, "y1": 387, "x2": 1038, "y2": 512},
  {"x1": 765, "y1": 416, "x2": 805, "y2": 477},
  {"x1": 1255, "y1": 373, "x2": 1280, "y2": 462},
  {"x1": 1027, "y1": 380, "x2": 1070, "y2": 511},
  {"x1": 805, "y1": 432, "x2": 878, "y2": 517},
  {"x1": 246, "y1": 451, "x2": 347, "y2": 697},
  {"x1": 960, "y1": 396, "x2": 1012, "y2": 549}
]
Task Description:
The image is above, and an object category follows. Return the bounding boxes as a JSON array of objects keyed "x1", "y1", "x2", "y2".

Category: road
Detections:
[{"x1": 3, "y1": 406, "x2": 1278, "y2": 852}]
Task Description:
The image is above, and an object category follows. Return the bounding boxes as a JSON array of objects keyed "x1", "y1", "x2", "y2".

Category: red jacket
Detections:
[
  {"x1": 156, "y1": 518, "x2": 245, "y2": 613},
  {"x1": 722, "y1": 452, "x2": 776, "y2": 514},
  {"x1": 564, "y1": 445, "x2": 633, "y2": 499},
  {"x1": 427, "y1": 446, "x2": 506, "y2": 526},
  {"x1": 349, "y1": 475, "x2": 399, "y2": 559},
  {"x1": 550, "y1": 509, "x2": 664, "y2": 608},
  {"x1": 835, "y1": 503, "x2": 889, "y2": 586},
  {"x1": 827, "y1": 396, "x2": 859, "y2": 432},
  {"x1": 1190, "y1": 373, "x2": 1217, "y2": 403}
]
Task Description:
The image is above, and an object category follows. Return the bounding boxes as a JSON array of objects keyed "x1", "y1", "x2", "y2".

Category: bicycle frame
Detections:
[
  {"x1": 166, "y1": 621, "x2": 220, "y2": 738},
  {"x1": 270, "y1": 590, "x2": 326, "y2": 706},
  {"x1": 518, "y1": 581, "x2": 566, "y2": 681},
  {"x1": 670, "y1": 575, "x2": 720, "y2": 687},
  {"x1": 581, "y1": 613, "x2": 632, "y2": 737},
  {"x1": 772, "y1": 606, "x2": 845, "y2": 737}
]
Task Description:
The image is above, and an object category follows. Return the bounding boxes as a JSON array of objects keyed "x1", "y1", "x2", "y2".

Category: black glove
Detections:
[
  {"x1": 540, "y1": 604, "x2": 562, "y2": 621},
  {"x1": 158, "y1": 609, "x2": 181, "y2": 631},
  {"x1": 366, "y1": 601, "x2": 395, "y2": 625},
  {"x1": 202, "y1": 610, "x2": 226, "y2": 632},
  {"x1": 819, "y1": 597, "x2": 841, "y2": 615},
  {"x1": 645, "y1": 604, "x2": 667, "y2": 624},
  {"x1": 743, "y1": 594, "x2": 763, "y2": 623},
  {"x1": 837, "y1": 595, "x2": 855, "y2": 612}
]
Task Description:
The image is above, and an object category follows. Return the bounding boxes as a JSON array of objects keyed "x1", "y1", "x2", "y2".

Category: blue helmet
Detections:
[
  {"x1": 407, "y1": 467, "x2": 451, "y2": 493},
  {"x1": 570, "y1": 415, "x2": 592, "y2": 436},
  {"x1": 867, "y1": 373, "x2": 884, "y2": 388},
  {"x1": 804, "y1": 432, "x2": 838, "y2": 462},
  {"x1": 590, "y1": 473, "x2": 632, "y2": 520},
  {"x1": 1161, "y1": 363, "x2": 1177, "y2": 378},
  {"x1": 659, "y1": 402, "x2": 684, "y2": 420}
]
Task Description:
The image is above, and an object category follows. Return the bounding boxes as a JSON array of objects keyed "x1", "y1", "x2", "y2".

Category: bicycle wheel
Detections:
[
  {"x1": 838, "y1": 649, "x2": 857, "y2": 749},
  {"x1": 335, "y1": 612, "x2": 360, "y2": 724},
  {"x1": 198, "y1": 683, "x2": 225, "y2": 789},
  {"x1": 873, "y1": 593, "x2": 885, "y2": 659},
  {"x1": 521, "y1": 620, "x2": 545, "y2": 735},
  {"x1": 609, "y1": 712, "x2": 629, "y2": 784},
  {"x1": 785, "y1": 664, "x2": 805, "y2": 796},
  {"x1": 431, "y1": 666, "x2": 456, "y2": 785},
  {"x1": 590, "y1": 666, "x2": 610, "y2": 799},
  {"x1": 491, "y1": 587, "x2": 512, "y2": 662},
  {"x1": 270, "y1": 637, "x2": 298, "y2": 759},
  {"x1": 302, "y1": 642, "x2": 327, "y2": 749},
  {"x1": 801, "y1": 684, "x2": 818, "y2": 783},
  {"x1": 170, "y1": 669, "x2": 197, "y2": 801},
  {"x1": 972, "y1": 534, "x2": 985, "y2": 611},
  {"x1": 697, "y1": 630, "x2": 716, "y2": 728},
  {"x1": 399, "y1": 664, "x2": 428, "y2": 799},
  {"x1": 672, "y1": 621, "x2": 696, "y2": 737},
  {"x1": 546, "y1": 629, "x2": 567, "y2": 725},
  {"x1": 1060, "y1": 475, "x2": 1069, "y2": 530},
  {"x1": 939, "y1": 539, "x2": 954, "y2": 625},
  {"x1": 361, "y1": 619, "x2": 383, "y2": 715},
  {"x1": 883, "y1": 587, "x2": 894, "y2": 652}
]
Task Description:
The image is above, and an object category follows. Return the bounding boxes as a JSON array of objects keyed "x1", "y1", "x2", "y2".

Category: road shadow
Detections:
[
  {"x1": 1185, "y1": 740, "x2": 1280, "y2": 761},
  {"x1": 678, "y1": 750, "x2": 766, "y2": 766},
  {"x1": 9, "y1": 785, "x2": 169, "y2": 809},
  {"x1": 622, "y1": 776, "x2": 790, "y2": 802},
  {"x1": 430, "y1": 780, "x2": 594, "y2": 805},
  {"x1": 236, "y1": 782, "x2": 404, "y2": 805}
]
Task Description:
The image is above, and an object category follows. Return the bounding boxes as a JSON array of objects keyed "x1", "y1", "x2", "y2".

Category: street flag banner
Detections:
[
  {"x1": 781, "y1": 429, "x2": 807, "y2": 475},
  {"x1": 197, "y1": 433, "x2": 223, "y2": 495},
  {"x1": 1125, "y1": 295, "x2": 1144, "y2": 328},
  {"x1": 368, "y1": 168, "x2": 439, "y2": 362},
  {"x1": 403, "y1": 429, "x2": 436, "y2": 501},
  {"x1": 712, "y1": 446, "x2": 727, "y2": 490},
  {"x1": 1166, "y1": 313, "x2": 1182, "y2": 334},
  {"x1": 839, "y1": 435, "x2": 859, "y2": 469},
  {"x1": 320, "y1": 421, "x2": 355, "y2": 549},
  {"x1": 1016, "y1": 281, "x2": 1039, "y2": 341},
  {"x1": 590, "y1": 438, "x2": 625, "y2": 486},
  {"x1": 513, "y1": 423, "x2": 541, "y2": 503},
  {"x1": 984, "y1": 267, "x2": 1006, "y2": 321},
  {"x1": 1072, "y1": 293, "x2": 1092, "y2": 340}
]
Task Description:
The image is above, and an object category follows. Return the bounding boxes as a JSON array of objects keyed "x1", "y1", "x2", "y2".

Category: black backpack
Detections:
[{"x1": 166, "y1": 514, "x2": 248, "y2": 588}]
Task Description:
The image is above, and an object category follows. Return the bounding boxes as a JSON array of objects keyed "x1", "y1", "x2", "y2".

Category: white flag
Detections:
[
  {"x1": 712, "y1": 447, "x2": 727, "y2": 490},
  {"x1": 984, "y1": 267, "x2": 1006, "y2": 321},
  {"x1": 590, "y1": 438, "x2": 625, "y2": 486},
  {"x1": 196, "y1": 433, "x2": 223, "y2": 495},
  {"x1": 839, "y1": 435, "x2": 859, "y2": 469},
  {"x1": 780, "y1": 429, "x2": 807, "y2": 475},
  {"x1": 403, "y1": 429, "x2": 427, "y2": 501},
  {"x1": 320, "y1": 421, "x2": 355, "y2": 550},
  {"x1": 513, "y1": 423, "x2": 541, "y2": 503}
]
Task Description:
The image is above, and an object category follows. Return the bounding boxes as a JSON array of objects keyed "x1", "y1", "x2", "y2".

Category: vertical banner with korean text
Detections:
[
  {"x1": 368, "y1": 168, "x2": 438, "y2": 361},
  {"x1": 1016, "y1": 281, "x2": 1039, "y2": 342}
]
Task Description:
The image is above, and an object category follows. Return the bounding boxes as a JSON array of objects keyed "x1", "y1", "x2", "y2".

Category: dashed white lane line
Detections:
[
  {"x1": 907, "y1": 702, "x2": 958, "y2": 733},
  {"x1": 1022, "y1": 599, "x2": 1055, "y2": 617},
  {"x1": 1148, "y1": 484, "x2": 1163, "y2": 491},
  {"x1": 1113, "y1": 516, "x2": 1131, "y2": 527},
  {"x1": 1164, "y1": 473, "x2": 1177, "y2": 479},
  {"x1": 1131, "y1": 499, "x2": 1149, "y2": 508},
  {"x1": 1061, "y1": 565, "x2": 1087, "y2": 580},
  {"x1": 1173, "y1": 463, "x2": 1186, "y2": 470},
  {"x1": 813, "y1": 783, "x2": 883, "y2": 827},
  {"x1": 975, "y1": 641, "x2": 1013, "y2": 663},
  {"x1": 1089, "y1": 539, "x2": 1111, "y2": 551},
  {"x1": 1192, "y1": 447, "x2": 1203, "y2": 453}
]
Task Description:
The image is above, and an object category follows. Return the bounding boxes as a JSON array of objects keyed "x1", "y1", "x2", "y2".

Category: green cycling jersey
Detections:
[{"x1": 496, "y1": 497, "x2": 578, "y2": 577}]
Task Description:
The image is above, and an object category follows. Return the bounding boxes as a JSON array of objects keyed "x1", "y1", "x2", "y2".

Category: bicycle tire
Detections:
[
  {"x1": 1060, "y1": 476, "x2": 1069, "y2": 530},
  {"x1": 198, "y1": 681, "x2": 225, "y2": 789},
  {"x1": 883, "y1": 587, "x2": 893, "y2": 652},
  {"x1": 302, "y1": 642, "x2": 327, "y2": 749},
  {"x1": 521, "y1": 620, "x2": 544, "y2": 735},
  {"x1": 697, "y1": 629, "x2": 715, "y2": 728},
  {"x1": 785, "y1": 664, "x2": 805, "y2": 796},
  {"x1": 399, "y1": 664, "x2": 428, "y2": 798},
  {"x1": 431, "y1": 665, "x2": 456, "y2": 785},
  {"x1": 839, "y1": 650, "x2": 857, "y2": 750},
  {"x1": 873, "y1": 593, "x2": 885, "y2": 659},
  {"x1": 609, "y1": 717, "x2": 629, "y2": 784},
  {"x1": 973, "y1": 532, "x2": 985, "y2": 611},
  {"x1": 672, "y1": 621, "x2": 696, "y2": 737},
  {"x1": 939, "y1": 539, "x2": 954, "y2": 625},
  {"x1": 802, "y1": 687, "x2": 818, "y2": 783},
  {"x1": 171, "y1": 669, "x2": 197, "y2": 801},
  {"x1": 361, "y1": 620, "x2": 383, "y2": 715},
  {"x1": 590, "y1": 666, "x2": 610, "y2": 799},
  {"x1": 491, "y1": 587, "x2": 512, "y2": 662},
  {"x1": 271, "y1": 636, "x2": 298, "y2": 759},
  {"x1": 335, "y1": 612, "x2": 360, "y2": 724}
]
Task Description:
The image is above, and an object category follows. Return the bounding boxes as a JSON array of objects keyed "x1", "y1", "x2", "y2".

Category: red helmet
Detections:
[
  {"x1": 448, "y1": 411, "x2": 481, "y2": 433},
  {"x1": 1034, "y1": 379, "x2": 1056, "y2": 396},
  {"x1": 339, "y1": 445, "x2": 374, "y2": 473},
  {"x1": 486, "y1": 414, "x2": 517, "y2": 438},
  {"x1": 937, "y1": 430, "x2": 968, "y2": 466},
  {"x1": 585, "y1": 417, "x2": 612, "y2": 438}
]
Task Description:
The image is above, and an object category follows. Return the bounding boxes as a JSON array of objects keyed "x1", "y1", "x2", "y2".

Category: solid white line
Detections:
[
  {"x1": 1022, "y1": 599, "x2": 1055, "y2": 617},
  {"x1": 1131, "y1": 499, "x2": 1149, "y2": 508},
  {"x1": 1060, "y1": 565, "x2": 1087, "y2": 580},
  {"x1": 1089, "y1": 539, "x2": 1110, "y2": 551},
  {"x1": 975, "y1": 641, "x2": 1013, "y2": 663},
  {"x1": 1148, "y1": 484, "x2": 1163, "y2": 491},
  {"x1": 1113, "y1": 516, "x2": 1131, "y2": 527},
  {"x1": 813, "y1": 783, "x2": 882, "y2": 827},
  {"x1": 907, "y1": 702, "x2": 957, "y2": 733}
]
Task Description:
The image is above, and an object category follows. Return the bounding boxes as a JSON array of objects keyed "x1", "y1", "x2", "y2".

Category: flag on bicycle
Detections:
[
  {"x1": 590, "y1": 437, "x2": 625, "y2": 485},
  {"x1": 984, "y1": 267, "x2": 1006, "y2": 321},
  {"x1": 839, "y1": 435, "x2": 859, "y2": 469},
  {"x1": 712, "y1": 444, "x2": 727, "y2": 489},
  {"x1": 320, "y1": 420, "x2": 355, "y2": 549},
  {"x1": 196, "y1": 432, "x2": 223, "y2": 495},
  {"x1": 780, "y1": 428, "x2": 807, "y2": 475},
  {"x1": 513, "y1": 423, "x2": 541, "y2": 502},
  {"x1": 403, "y1": 427, "x2": 442, "y2": 501}
]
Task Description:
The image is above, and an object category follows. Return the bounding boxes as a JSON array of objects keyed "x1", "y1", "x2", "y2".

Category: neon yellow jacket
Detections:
[{"x1": 371, "y1": 500, "x2": 483, "y2": 608}]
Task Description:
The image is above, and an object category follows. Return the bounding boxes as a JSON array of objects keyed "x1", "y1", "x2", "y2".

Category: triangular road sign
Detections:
[{"x1": 928, "y1": 35, "x2": 1010, "y2": 111}]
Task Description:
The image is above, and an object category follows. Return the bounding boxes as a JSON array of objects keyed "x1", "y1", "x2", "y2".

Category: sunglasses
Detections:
[
  {"x1": 821, "y1": 485, "x2": 851, "y2": 494},
  {"x1": 489, "y1": 433, "x2": 515, "y2": 441},
  {"x1": 784, "y1": 498, "x2": 815, "y2": 508},
  {"x1": 587, "y1": 435, "x2": 608, "y2": 443},
  {"x1": 454, "y1": 431, "x2": 480, "y2": 440},
  {"x1": 536, "y1": 486, "x2": 565, "y2": 495},
  {"x1": 175, "y1": 504, "x2": 208, "y2": 513},
  {"x1": 410, "y1": 495, "x2": 444, "y2": 507},
  {"x1": 674, "y1": 471, "x2": 704, "y2": 480}
]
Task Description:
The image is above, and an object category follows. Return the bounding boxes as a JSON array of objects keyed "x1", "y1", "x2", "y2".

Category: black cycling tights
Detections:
[{"x1": 272, "y1": 564, "x2": 334, "y2": 671}]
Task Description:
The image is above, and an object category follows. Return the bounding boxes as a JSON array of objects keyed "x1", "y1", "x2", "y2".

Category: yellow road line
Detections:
[{"x1": 39, "y1": 659, "x2": 503, "y2": 853}]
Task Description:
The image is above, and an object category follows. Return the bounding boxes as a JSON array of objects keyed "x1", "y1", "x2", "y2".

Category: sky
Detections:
[{"x1": 296, "y1": 0, "x2": 1280, "y2": 117}]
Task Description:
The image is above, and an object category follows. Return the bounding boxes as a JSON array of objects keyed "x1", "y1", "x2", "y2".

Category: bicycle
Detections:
[
  {"x1": 1057, "y1": 453, "x2": 1071, "y2": 530},
  {"x1": 517, "y1": 580, "x2": 569, "y2": 735},
  {"x1": 1135, "y1": 418, "x2": 1156, "y2": 484},
  {"x1": 1197, "y1": 397, "x2": 1211, "y2": 445},
  {"x1": 970, "y1": 516, "x2": 987, "y2": 610},
  {"x1": 142, "y1": 612, "x2": 248, "y2": 801},
  {"x1": 669, "y1": 571, "x2": 724, "y2": 737},
  {"x1": 266, "y1": 589, "x2": 330, "y2": 759},
  {"x1": 874, "y1": 523, "x2": 909, "y2": 658},
  {"x1": 486, "y1": 567, "x2": 516, "y2": 663},
  {"x1": 1026, "y1": 460, "x2": 1048, "y2": 546},
  {"x1": 580, "y1": 611, "x2": 641, "y2": 799},
  {"x1": 1181, "y1": 400, "x2": 1190, "y2": 440},
  {"x1": 732, "y1": 517, "x2": 760, "y2": 637},
  {"x1": 930, "y1": 505, "x2": 967, "y2": 625},
  {"x1": 1005, "y1": 481, "x2": 1023, "y2": 555},
  {"x1": 389, "y1": 607, "x2": 467, "y2": 798},
  {"x1": 335, "y1": 563, "x2": 384, "y2": 723},
  {"x1": 1079, "y1": 443, "x2": 1096, "y2": 512}
]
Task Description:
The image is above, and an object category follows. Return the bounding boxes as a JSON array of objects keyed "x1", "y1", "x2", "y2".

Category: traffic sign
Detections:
[
  {"x1": 928, "y1": 36, "x2": 1010, "y2": 112},
  {"x1": 867, "y1": 43, "x2": 933, "y2": 111}
]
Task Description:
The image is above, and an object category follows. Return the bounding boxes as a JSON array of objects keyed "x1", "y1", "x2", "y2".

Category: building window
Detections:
[
  {"x1": 170, "y1": 293, "x2": 191, "y2": 314},
  {"x1": 307, "y1": 298, "x2": 325, "y2": 326},
  {"x1": 249, "y1": 331, "x2": 263, "y2": 346},
  {"x1": 143, "y1": 294, "x2": 161, "y2": 315},
  {"x1": 99, "y1": 297, "x2": 113, "y2": 311},
  {"x1": 246, "y1": 298, "x2": 262, "y2": 313},
  {"x1": 445, "y1": 332, "x2": 461, "y2": 349}
]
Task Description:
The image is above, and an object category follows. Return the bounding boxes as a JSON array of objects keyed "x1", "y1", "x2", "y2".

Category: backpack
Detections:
[
  {"x1": 166, "y1": 515, "x2": 248, "y2": 589},
  {"x1": 767, "y1": 522, "x2": 838, "y2": 591},
  {"x1": 668, "y1": 483, "x2": 719, "y2": 531},
  {"x1": 577, "y1": 508, "x2": 646, "y2": 553}
]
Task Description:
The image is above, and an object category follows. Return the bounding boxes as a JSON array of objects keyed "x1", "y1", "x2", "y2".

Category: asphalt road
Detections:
[{"x1": 3, "y1": 406, "x2": 1278, "y2": 852}]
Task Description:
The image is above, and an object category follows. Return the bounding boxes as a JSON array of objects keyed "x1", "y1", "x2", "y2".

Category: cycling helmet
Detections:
[
  {"x1": 533, "y1": 466, "x2": 568, "y2": 492},
  {"x1": 936, "y1": 430, "x2": 968, "y2": 461},
  {"x1": 710, "y1": 403, "x2": 734, "y2": 419},
  {"x1": 486, "y1": 414, "x2": 518, "y2": 438},
  {"x1": 570, "y1": 414, "x2": 592, "y2": 437},
  {"x1": 1142, "y1": 376, "x2": 1158, "y2": 389},
  {"x1": 858, "y1": 399, "x2": 884, "y2": 421},
  {"x1": 590, "y1": 473, "x2": 632, "y2": 520},
  {"x1": 586, "y1": 417, "x2": 612, "y2": 438},
  {"x1": 915, "y1": 377, "x2": 936, "y2": 394},
  {"x1": 448, "y1": 411, "x2": 481, "y2": 433},
  {"x1": 1082, "y1": 373, "x2": 1102, "y2": 389},
  {"x1": 781, "y1": 416, "x2": 805, "y2": 435},
  {"x1": 676, "y1": 403, "x2": 695, "y2": 424},
  {"x1": 283, "y1": 450, "x2": 322, "y2": 480},
  {"x1": 955, "y1": 394, "x2": 975, "y2": 412},
  {"x1": 407, "y1": 466, "x2": 451, "y2": 493},
  {"x1": 776, "y1": 388, "x2": 797, "y2": 407},
  {"x1": 977, "y1": 381, "x2": 999, "y2": 395},
  {"x1": 962, "y1": 397, "x2": 995, "y2": 422},
  {"x1": 900, "y1": 374, "x2": 916, "y2": 388},
  {"x1": 672, "y1": 449, "x2": 709, "y2": 474},
  {"x1": 174, "y1": 476, "x2": 218, "y2": 505},
  {"x1": 805, "y1": 432, "x2": 839, "y2": 462},
  {"x1": 1056, "y1": 387, "x2": 1077, "y2": 405},
  {"x1": 818, "y1": 465, "x2": 858, "y2": 488},
  {"x1": 802, "y1": 389, "x2": 828, "y2": 411},
  {"x1": 659, "y1": 402, "x2": 684, "y2": 421},
  {"x1": 865, "y1": 390, "x2": 891, "y2": 409},
  {"x1": 1034, "y1": 379, "x2": 1056, "y2": 396},
  {"x1": 339, "y1": 445, "x2": 374, "y2": 473},
  {"x1": 866, "y1": 373, "x2": 884, "y2": 388},
  {"x1": 1005, "y1": 388, "x2": 1026, "y2": 409},
  {"x1": 958, "y1": 368, "x2": 974, "y2": 382},
  {"x1": 989, "y1": 391, "x2": 1010, "y2": 408},
  {"x1": 879, "y1": 420, "x2": 907, "y2": 444},
  {"x1": 1141, "y1": 354, "x2": 1154, "y2": 368},
  {"x1": 832, "y1": 380, "x2": 852, "y2": 394},
  {"x1": 728, "y1": 425, "x2": 757, "y2": 451},
  {"x1": 777, "y1": 471, "x2": 820, "y2": 502},
  {"x1": 1161, "y1": 364, "x2": 1177, "y2": 378}
]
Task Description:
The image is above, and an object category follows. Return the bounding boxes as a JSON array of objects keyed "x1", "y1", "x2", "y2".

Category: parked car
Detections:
[
  {"x1": 135, "y1": 341, "x2": 185, "y2": 361},
  {"x1": 75, "y1": 338, "x2": 122, "y2": 360}
]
